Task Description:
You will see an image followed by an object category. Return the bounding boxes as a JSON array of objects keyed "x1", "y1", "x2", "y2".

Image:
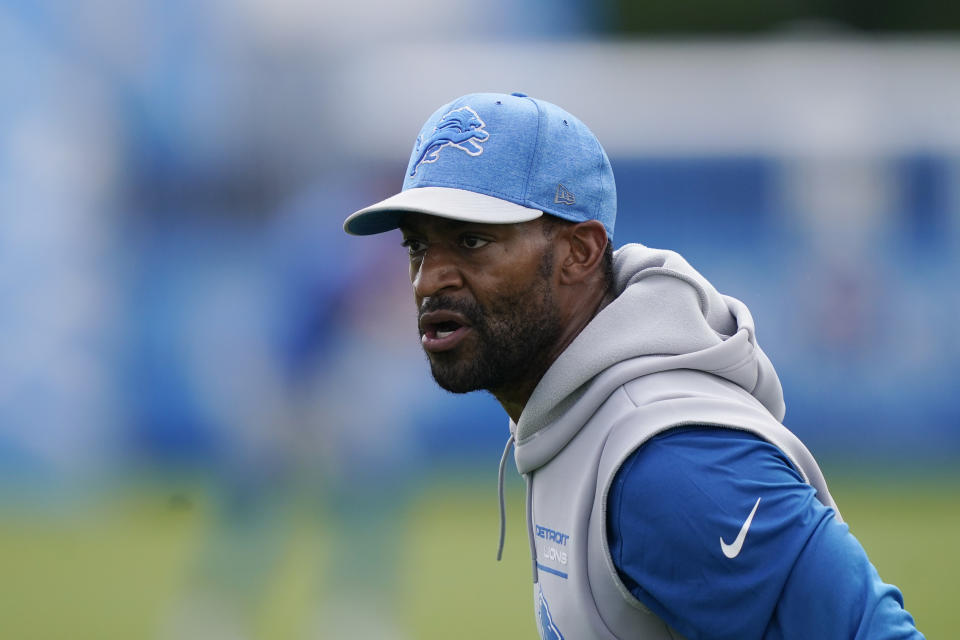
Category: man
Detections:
[{"x1": 343, "y1": 92, "x2": 923, "y2": 639}]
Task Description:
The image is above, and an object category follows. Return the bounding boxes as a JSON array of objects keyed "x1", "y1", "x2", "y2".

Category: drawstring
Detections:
[
  {"x1": 496, "y1": 434, "x2": 515, "y2": 561},
  {"x1": 496, "y1": 433, "x2": 538, "y2": 583},
  {"x1": 526, "y1": 473, "x2": 538, "y2": 583}
]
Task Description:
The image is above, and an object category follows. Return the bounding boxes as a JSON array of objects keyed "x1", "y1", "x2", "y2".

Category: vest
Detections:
[{"x1": 526, "y1": 368, "x2": 841, "y2": 640}]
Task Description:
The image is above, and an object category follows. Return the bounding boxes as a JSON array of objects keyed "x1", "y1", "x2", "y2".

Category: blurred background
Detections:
[{"x1": 1, "y1": 1, "x2": 958, "y2": 638}]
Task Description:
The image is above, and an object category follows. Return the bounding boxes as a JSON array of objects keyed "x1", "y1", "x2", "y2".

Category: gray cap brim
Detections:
[{"x1": 343, "y1": 186, "x2": 543, "y2": 235}]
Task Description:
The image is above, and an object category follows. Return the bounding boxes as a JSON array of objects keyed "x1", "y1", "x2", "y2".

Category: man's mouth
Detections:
[
  {"x1": 419, "y1": 310, "x2": 473, "y2": 353},
  {"x1": 433, "y1": 320, "x2": 460, "y2": 339}
]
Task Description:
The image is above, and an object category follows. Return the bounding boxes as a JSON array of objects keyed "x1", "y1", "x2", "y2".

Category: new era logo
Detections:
[{"x1": 554, "y1": 183, "x2": 575, "y2": 205}]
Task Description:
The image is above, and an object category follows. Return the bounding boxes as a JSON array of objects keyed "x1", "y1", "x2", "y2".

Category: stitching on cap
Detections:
[
  {"x1": 521, "y1": 97, "x2": 542, "y2": 202},
  {"x1": 593, "y1": 134, "x2": 605, "y2": 222}
]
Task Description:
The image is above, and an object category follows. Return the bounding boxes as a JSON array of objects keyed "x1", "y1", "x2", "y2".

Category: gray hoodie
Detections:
[{"x1": 497, "y1": 243, "x2": 839, "y2": 639}]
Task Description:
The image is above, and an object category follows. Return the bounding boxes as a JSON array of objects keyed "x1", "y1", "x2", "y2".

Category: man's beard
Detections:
[{"x1": 418, "y1": 253, "x2": 563, "y2": 395}]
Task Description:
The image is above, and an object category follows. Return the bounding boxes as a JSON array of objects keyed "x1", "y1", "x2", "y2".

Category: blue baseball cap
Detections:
[{"x1": 343, "y1": 92, "x2": 616, "y2": 239}]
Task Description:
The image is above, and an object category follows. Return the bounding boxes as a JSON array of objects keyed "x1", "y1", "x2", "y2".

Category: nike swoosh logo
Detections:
[{"x1": 720, "y1": 497, "x2": 761, "y2": 559}]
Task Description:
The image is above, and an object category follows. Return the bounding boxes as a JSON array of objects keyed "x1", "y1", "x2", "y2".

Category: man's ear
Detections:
[{"x1": 558, "y1": 220, "x2": 608, "y2": 285}]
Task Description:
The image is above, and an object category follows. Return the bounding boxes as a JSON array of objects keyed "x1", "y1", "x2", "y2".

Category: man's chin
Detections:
[
  {"x1": 427, "y1": 354, "x2": 488, "y2": 394},
  {"x1": 432, "y1": 378, "x2": 480, "y2": 394}
]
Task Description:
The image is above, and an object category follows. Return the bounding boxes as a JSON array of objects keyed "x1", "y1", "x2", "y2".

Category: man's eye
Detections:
[
  {"x1": 401, "y1": 239, "x2": 425, "y2": 255},
  {"x1": 461, "y1": 236, "x2": 490, "y2": 249}
]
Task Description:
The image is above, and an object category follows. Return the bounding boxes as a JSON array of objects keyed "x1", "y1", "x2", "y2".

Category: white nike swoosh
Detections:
[{"x1": 720, "y1": 497, "x2": 761, "y2": 559}]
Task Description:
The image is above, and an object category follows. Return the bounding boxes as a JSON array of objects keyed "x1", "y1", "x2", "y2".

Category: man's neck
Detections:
[{"x1": 492, "y1": 287, "x2": 614, "y2": 424}]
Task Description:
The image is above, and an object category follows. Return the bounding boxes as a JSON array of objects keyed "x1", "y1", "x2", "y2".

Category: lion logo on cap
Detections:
[{"x1": 410, "y1": 106, "x2": 489, "y2": 176}]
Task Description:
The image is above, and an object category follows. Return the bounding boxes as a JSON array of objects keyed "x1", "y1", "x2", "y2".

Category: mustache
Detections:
[{"x1": 418, "y1": 295, "x2": 483, "y2": 326}]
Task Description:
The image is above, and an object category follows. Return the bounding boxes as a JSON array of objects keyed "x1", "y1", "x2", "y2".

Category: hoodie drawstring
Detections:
[
  {"x1": 497, "y1": 433, "x2": 539, "y2": 583},
  {"x1": 526, "y1": 473, "x2": 538, "y2": 583},
  {"x1": 496, "y1": 434, "x2": 514, "y2": 561}
]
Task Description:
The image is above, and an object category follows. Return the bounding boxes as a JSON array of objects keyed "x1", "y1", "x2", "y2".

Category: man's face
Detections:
[{"x1": 398, "y1": 213, "x2": 563, "y2": 395}]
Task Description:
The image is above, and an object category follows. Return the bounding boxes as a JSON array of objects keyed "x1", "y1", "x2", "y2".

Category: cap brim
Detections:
[{"x1": 343, "y1": 187, "x2": 543, "y2": 236}]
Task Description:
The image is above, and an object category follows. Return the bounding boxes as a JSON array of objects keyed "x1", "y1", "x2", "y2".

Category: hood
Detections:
[{"x1": 511, "y1": 243, "x2": 785, "y2": 474}]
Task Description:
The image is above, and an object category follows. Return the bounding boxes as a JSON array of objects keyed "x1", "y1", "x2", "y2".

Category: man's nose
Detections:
[{"x1": 412, "y1": 247, "x2": 463, "y2": 298}]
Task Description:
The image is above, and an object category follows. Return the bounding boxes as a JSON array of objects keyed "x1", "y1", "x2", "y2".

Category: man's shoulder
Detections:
[
  {"x1": 610, "y1": 426, "x2": 805, "y2": 505},
  {"x1": 606, "y1": 427, "x2": 831, "y2": 638}
]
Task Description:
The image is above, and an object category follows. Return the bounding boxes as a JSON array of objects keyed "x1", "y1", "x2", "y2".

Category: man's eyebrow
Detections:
[
  {"x1": 400, "y1": 218, "x2": 496, "y2": 236},
  {"x1": 399, "y1": 219, "x2": 456, "y2": 235},
  {"x1": 398, "y1": 213, "x2": 432, "y2": 233}
]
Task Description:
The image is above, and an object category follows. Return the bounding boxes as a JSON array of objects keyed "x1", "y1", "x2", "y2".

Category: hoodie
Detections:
[{"x1": 499, "y1": 244, "x2": 840, "y2": 640}]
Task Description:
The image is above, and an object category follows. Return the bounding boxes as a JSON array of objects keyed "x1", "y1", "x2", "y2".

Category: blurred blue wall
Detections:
[{"x1": 1, "y1": 1, "x2": 958, "y2": 498}]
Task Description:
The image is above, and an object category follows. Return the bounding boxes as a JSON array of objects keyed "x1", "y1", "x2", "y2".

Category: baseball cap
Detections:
[{"x1": 343, "y1": 92, "x2": 616, "y2": 238}]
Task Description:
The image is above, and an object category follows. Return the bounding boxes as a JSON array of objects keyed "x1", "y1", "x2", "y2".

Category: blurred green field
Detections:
[{"x1": 0, "y1": 470, "x2": 955, "y2": 639}]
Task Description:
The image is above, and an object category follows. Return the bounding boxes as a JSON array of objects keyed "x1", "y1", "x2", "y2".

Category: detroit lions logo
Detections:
[
  {"x1": 537, "y1": 586, "x2": 564, "y2": 640},
  {"x1": 410, "y1": 106, "x2": 489, "y2": 176}
]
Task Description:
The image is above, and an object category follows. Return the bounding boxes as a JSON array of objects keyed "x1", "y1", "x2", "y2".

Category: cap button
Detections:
[{"x1": 511, "y1": 92, "x2": 528, "y2": 97}]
